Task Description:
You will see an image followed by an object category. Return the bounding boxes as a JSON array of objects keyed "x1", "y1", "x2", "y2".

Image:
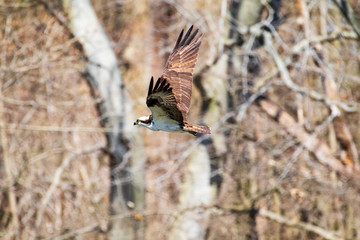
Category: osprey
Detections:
[{"x1": 134, "y1": 26, "x2": 211, "y2": 136}]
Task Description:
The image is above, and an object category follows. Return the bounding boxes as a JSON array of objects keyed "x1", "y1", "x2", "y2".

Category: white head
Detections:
[{"x1": 134, "y1": 115, "x2": 153, "y2": 129}]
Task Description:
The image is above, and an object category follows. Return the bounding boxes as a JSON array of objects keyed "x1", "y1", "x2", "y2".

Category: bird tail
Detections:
[{"x1": 184, "y1": 123, "x2": 211, "y2": 136}]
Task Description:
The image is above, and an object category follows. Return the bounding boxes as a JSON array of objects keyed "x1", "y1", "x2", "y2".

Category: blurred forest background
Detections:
[{"x1": 1, "y1": 0, "x2": 360, "y2": 239}]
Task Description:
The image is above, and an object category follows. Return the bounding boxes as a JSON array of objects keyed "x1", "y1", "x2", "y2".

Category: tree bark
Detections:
[
  {"x1": 149, "y1": 3, "x2": 216, "y2": 239},
  {"x1": 63, "y1": 1, "x2": 145, "y2": 239},
  {"x1": 169, "y1": 145, "x2": 212, "y2": 240}
]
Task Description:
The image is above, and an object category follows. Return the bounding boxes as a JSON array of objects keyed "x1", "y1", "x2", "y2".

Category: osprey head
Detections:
[{"x1": 134, "y1": 115, "x2": 153, "y2": 129}]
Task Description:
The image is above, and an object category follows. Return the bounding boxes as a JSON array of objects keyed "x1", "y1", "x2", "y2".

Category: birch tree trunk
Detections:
[
  {"x1": 149, "y1": 4, "x2": 216, "y2": 239},
  {"x1": 180, "y1": 0, "x2": 263, "y2": 238},
  {"x1": 63, "y1": 1, "x2": 145, "y2": 239},
  {"x1": 169, "y1": 145, "x2": 212, "y2": 240}
]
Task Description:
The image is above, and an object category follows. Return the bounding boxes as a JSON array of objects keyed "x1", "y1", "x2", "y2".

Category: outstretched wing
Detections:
[
  {"x1": 146, "y1": 77, "x2": 184, "y2": 123},
  {"x1": 161, "y1": 25, "x2": 203, "y2": 121}
]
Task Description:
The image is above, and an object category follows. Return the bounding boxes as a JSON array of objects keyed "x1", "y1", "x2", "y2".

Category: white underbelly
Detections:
[
  {"x1": 149, "y1": 105, "x2": 185, "y2": 132},
  {"x1": 152, "y1": 117, "x2": 184, "y2": 132}
]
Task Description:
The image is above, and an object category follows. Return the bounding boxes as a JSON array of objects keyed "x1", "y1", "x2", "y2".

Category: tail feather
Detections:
[{"x1": 184, "y1": 123, "x2": 211, "y2": 136}]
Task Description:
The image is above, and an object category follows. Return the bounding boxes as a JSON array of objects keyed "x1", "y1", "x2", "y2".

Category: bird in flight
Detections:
[{"x1": 134, "y1": 26, "x2": 211, "y2": 136}]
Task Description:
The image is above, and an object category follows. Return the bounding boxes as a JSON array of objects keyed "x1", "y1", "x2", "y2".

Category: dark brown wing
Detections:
[
  {"x1": 161, "y1": 25, "x2": 203, "y2": 121},
  {"x1": 146, "y1": 77, "x2": 184, "y2": 123}
]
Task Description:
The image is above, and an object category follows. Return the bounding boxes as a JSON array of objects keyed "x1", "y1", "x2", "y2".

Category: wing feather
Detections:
[
  {"x1": 145, "y1": 26, "x2": 202, "y2": 123},
  {"x1": 153, "y1": 77, "x2": 161, "y2": 90},
  {"x1": 146, "y1": 78, "x2": 183, "y2": 123},
  {"x1": 161, "y1": 26, "x2": 203, "y2": 121},
  {"x1": 147, "y1": 76, "x2": 154, "y2": 96}
]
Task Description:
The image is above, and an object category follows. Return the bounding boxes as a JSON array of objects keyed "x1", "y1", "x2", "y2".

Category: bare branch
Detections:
[
  {"x1": 256, "y1": 97, "x2": 345, "y2": 172},
  {"x1": 259, "y1": 209, "x2": 343, "y2": 240},
  {"x1": 292, "y1": 31, "x2": 358, "y2": 54},
  {"x1": 264, "y1": 31, "x2": 358, "y2": 112}
]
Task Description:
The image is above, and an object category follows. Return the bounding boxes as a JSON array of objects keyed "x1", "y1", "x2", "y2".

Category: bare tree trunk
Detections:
[
  {"x1": 148, "y1": 2, "x2": 215, "y2": 239},
  {"x1": 192, "y1": 0, "x2": 267, "y2": 238},
  {"x1": 227, "y1": 0, "x2": 267, "y2": 238},
  {"x1": 169, "y1": 145, "x2": 212, "y2": 240},
  {"x1": 63, "y1": 0, "x2": 145, "y2": 239}
]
